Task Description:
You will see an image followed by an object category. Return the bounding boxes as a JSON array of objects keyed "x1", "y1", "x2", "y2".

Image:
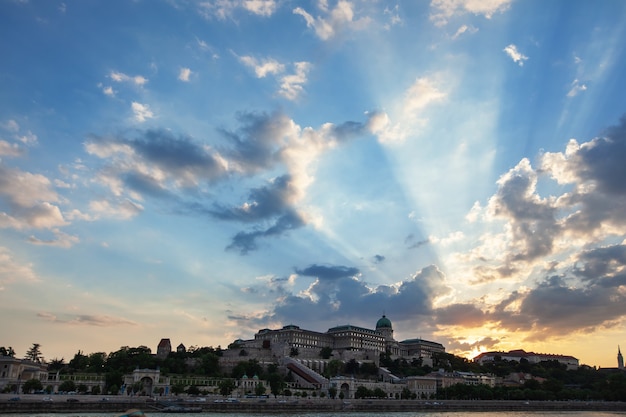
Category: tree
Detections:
[
  {"x1": 25, "y1": 343, "x2": 43, "y2": 363},
  {"x1": 69, "y1": 351, "x2": 89, "y2": 372},
  {"x1": 254, "y1": 382, "x2": 266, "y2": 397},
  {"x1": 91, "y1": 385, "x2": 101, "y2": 395},
  {"x1": 355, "y1": 386, "x2": 370, "y2": 399},
  {"x1": 345, "y1": 359, "x2": 359, "y2": 375},
  {"x1": 328, "y1": 386, "x2": 337, "y2": 399},
  {"x1": 48, "y1": 357, "x2": 65, "y2": 372},
  {"x1": 320, "y1": 346, "x2": 333, "y2": 359},
  {"x1": 267, "y1": 373, "x2": 285, "y2": 397},
  {"x1": 59, "y1": 380, "x2": 76, "y2": 393},
  {"x1": 290, "y1": 347, "x2": 299, "y2": 357},
  {"x1": 218, "y1": 379, "x2": 235, "y2": 396},
  {"x1": 0, "y1": 346, "x2": 16, "y2": 357},
  {"x1": 187, "y1": 385, "x2": 200, "y2": 396},
  {"x1": 22, "y1": 378, "x2": 43, "y2": 393}
]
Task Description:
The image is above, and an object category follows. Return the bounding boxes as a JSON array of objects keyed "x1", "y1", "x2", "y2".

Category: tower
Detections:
[
  {"x1": 375, "y1": 314, "x2": 394, "y2": 341},
  {"x1": 618, "y1": 346, "x2": 624, "y2": 370}
]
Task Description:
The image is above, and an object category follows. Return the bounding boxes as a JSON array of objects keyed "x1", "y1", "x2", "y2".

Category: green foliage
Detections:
[
  {"x1": 0, "y1": 346, "x2": 16, "y2": 357},
  {"x1": 22, "y1": 378, "x2": 43, "y2": 393},
  {"x1": 320, "y1": 346, "x2": 333, "y2": 359},
  {"x1": 48, "y1": 357, "x2": 65, "y2": 372},
  {"x1": 328, "y1": 386, "x2": 337, "y2": 399},
  {"x1": 254, "y1": 382, "x2": 266, "y2": 396},
  {"x1": 218, "y1": 379, "x2": 235, "y2": 396},
  {"x1": 267, "y1": 372, "x2": 285, "y2": 397},
  {"x1": 59, "y1": 380, "x2": 76, "y2": 393},
  {"x1": 105, "y1": 346, "x2": 155, "y2": 373},
  {"x1": 24, "y1": 343, "x2": 43, "y2": 363},
  {"x1": 91, "y1": 385, "x2": 101, "y2": 395},
  {"x1": 231, "y1": 359, "x2": 263, "y2": 379},
  {"x1": 171, "y1": 383, "x2": 185, "y2": 395},
  {"x1": 105, "y1": 371, "x2": 124, "y2": 394},
  {"x1": 187, "y1": 385, "x2": 200, "y2": 395}
]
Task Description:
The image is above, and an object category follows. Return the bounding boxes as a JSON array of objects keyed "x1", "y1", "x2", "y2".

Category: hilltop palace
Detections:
[{"x1": 223, "y1": 315, "x2": 446, "y2": 365}]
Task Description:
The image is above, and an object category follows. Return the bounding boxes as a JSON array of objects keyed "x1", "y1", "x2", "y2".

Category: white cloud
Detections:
[
  {"x1": 383, "y1": 5, "x2": 402, "y2": 29},
  {"x1": 102, "y1": 85, "x2": 115, "y2": 97},
  {"x1": 430, "y1": 0, "x2": 513, "y2": 26},
  {"x1": 243, "y1": 0, "x2": 276, "y2": 16},
  {"x1": 89, "y1": 199, "x2": 144, "y2": 220},
  {"x1": 376, "y1": 76, "x2": 447, "y2": 143},
  {"x1": 178, "y1": 67, "x2": 192, "y2": 82},
  {"x1": 198, "y1": 0, "x2": 277, "y2": 20},
  {"x1": 0, "y1": 165, "x2": 59, "y2": 208},
  {"x1": 1, "y1": 120, "x2": 20, "y2": 132},
  {"x1": 131, "y1": 102, "x2": 154, "y2": 123},
  {"x1": 238, "y1": 56, "x2": 285, "y2": 78},
  {"x1": 293, "y1": 0, "x2": 371, "y2": 41},
  {"x1": 28, "y1": 229, "x2": 79, "y2": 248},
  {"x1": 0, "y1": 246, "x2": 39, "y2": 289},
  {"x1": 503, "y1": 44, "x2": 528, "y2": 66},
  {"x1": 452, "y1": 24, "x2": 478, "y2": 39},
  {"x1": 18, "y1": 130, "x2": 37, "y2": 145},
  {"x1": 278, "y1": 62, "x2": 311, "y2": 100},
  {"x1": 567, "y1": 78, "x2": 587, "y2": 97},
  {"x1": 0, "y1": 140, "x2": 21, "y2": 157},
  {"x1": 110, "y1": 71, "x2": 148, "y2": 86}
]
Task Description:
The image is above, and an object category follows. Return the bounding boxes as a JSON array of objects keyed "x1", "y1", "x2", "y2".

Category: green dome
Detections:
[{"x1": 376, "y1": 315, "x2": 392, "y2": 329}]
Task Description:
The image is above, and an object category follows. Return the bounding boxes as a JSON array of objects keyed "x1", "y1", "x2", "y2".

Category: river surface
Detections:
[{"x1": 1, "y1": 412, "x2": 625, "y2": 417}]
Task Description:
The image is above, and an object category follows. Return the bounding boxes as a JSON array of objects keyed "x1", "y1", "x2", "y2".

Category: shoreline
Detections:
[{"x1": 2, "y1": 398, "x2": 626, "y2": 414}]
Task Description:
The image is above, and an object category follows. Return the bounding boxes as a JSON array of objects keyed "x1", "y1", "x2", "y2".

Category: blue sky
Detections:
[{"x1": 2, "y1": 0, "x2": 626, "y2": 368}]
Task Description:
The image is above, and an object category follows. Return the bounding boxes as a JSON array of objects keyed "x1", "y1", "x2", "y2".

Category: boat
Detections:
[
  {"x1": 161, "y1": 405, "x2": 202, "y2": 413},
  {"x1": 117, "y1": 409, "x2": 146, "y2": 417}
]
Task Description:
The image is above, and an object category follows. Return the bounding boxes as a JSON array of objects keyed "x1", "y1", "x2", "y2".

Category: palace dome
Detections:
[{"x1": 376, "y1": 315, "x2": 392, "y2": 329}]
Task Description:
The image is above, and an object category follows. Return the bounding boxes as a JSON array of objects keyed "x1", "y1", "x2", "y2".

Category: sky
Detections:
[{"x1": 1, "y1": 0, "x2": 626, "y2": 369}]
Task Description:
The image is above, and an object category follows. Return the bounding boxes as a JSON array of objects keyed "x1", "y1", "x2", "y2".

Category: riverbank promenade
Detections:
[{"x1": 2, "y1": 394, "x2": 626, "y2": 414}]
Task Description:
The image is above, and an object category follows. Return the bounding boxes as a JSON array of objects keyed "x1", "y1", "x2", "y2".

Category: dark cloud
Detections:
[
  {"x1": 123, "y1": 171, "x2": 173, "y2": 199},
  {"x1": 577, "y1": 115, "x2": 626, "y2": 195},
  {"x1": 539, "y1": 115, "x2": 626, "y2": 236},
  {"x1": 492, "y1": 275, "x2": 626, "y2": 340},
  {"x1": 434, "y1": 303, "x2": 486, "y2": 327},
  {"x1": 219, "y1": 111, "x2": 291, "y2": 172},
  {"x1": 574, "y1": 244, "x2": 626, "y2": 281},
  {"x1": 489, "y1": 160, "x2": 559, "y2": 263},
  {"x1": 446, "y1": 336, "x2": 500, "y2": 354},
  {"x1": 372, "y1": 254, "x2": 385, "y2": 264},
  {"x1": 295, "y1": 264, "x2": 359, "y2": 280},
  {"x1": 210, "y1": 175, "x2": 294, "y2": 222},
  {"x1": 133, "y1": 130, "x2": 223, "y2": 176},
  {"x1": 405, "y1": 234, "x2": 429, "y2": 250},
  {"x1": 249, "y1": 265, "x2": 450, "y2": 331},
  {"x1": 226, "y1": 211, "x2": 306, "y2": 254}
]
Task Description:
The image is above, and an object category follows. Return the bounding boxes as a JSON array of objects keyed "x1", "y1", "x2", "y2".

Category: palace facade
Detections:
[{"x1": 235, "y1": 315, "x2": 445, "y2": 363}]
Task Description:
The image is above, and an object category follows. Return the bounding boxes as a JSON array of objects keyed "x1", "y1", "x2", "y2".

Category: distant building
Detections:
[
  {"x1": 237, "y1": 315, "x2": 445, "y2": 363},
  {"x1": 618, "y1": 346, "x2": 624, "y2": 370},
  {"x1": 156, "y1": 338, "x2": 171, "y2": 359},
  {"x1": 177, "y1": 343, "x2": 186, "y2": 354},
  {"x1": 0, "y1": 356, "x2": 48, "y2": 393},
  {"x1": 473, "y1": 349, "x2": 579, "y2": 370}
]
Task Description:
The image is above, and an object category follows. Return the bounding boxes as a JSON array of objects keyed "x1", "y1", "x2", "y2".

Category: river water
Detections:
[{"x1": 1, "y1": 412, "x2": 625, "y2": 417}]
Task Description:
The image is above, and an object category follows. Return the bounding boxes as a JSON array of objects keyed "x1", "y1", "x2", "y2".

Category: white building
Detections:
[{"x1": 473, "y1": 349, "x2": 579, "y2": 370}]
